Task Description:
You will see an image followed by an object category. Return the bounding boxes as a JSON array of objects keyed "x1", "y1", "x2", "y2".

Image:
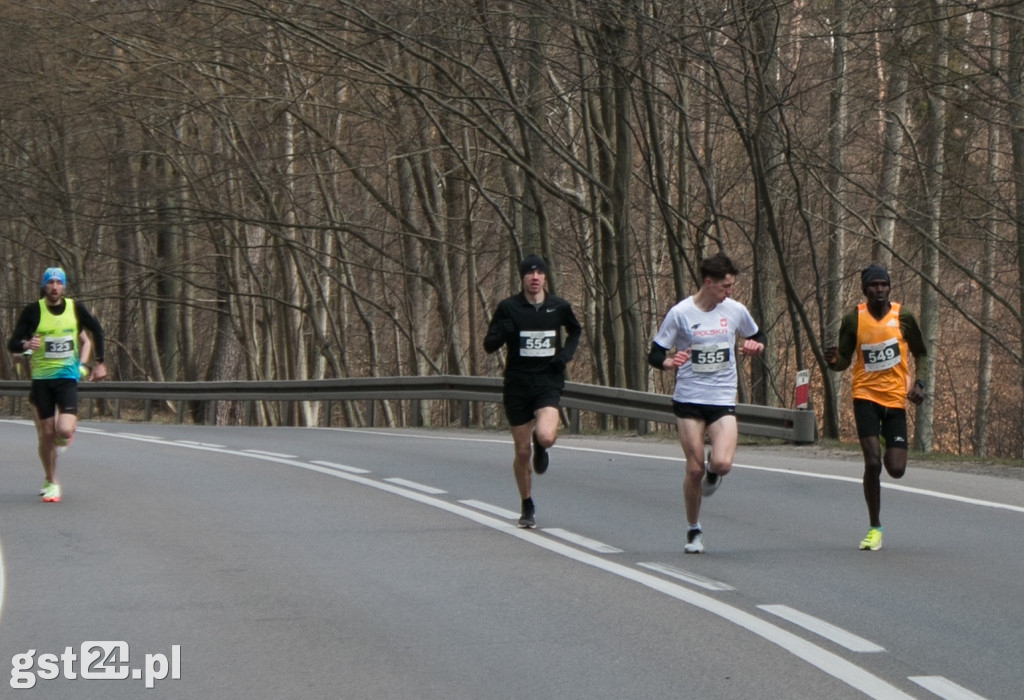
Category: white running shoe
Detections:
[{"x1": 684, "y1": 528, "x2": 705, "y2": 554}]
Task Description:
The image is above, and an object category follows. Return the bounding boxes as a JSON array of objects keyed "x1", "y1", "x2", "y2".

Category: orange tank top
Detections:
[{"x1": 850, "y1": 302, "x2": 911, "y2": 409}]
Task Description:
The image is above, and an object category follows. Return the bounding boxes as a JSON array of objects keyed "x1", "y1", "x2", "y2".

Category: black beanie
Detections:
[
  {"x1": 519, "y1": 254, "x2": 547, "y2": 277},
  {"x1": 861, "y1": 264, "x2": 890, "y2": 292}
]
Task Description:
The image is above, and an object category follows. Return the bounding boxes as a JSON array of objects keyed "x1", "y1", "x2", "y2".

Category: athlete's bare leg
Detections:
[
  {"x1": 677, "y1": 417, "x2": 708, "y2": 524},
  {"x1": 859, "y1": 435, "x2": 883, "y2": 528},
  {"x1": 510, "y1": 421, "x2": 534, "y2": 500},
  {"x1": 706, "y1": 415, "x2": 739, "y2": 479},
  {"x1": 532, "y1": 405, "x2": 560, "y2": 451},
  {"x1": 32, "y1": 407, "x2": 58, "y2": 484}
]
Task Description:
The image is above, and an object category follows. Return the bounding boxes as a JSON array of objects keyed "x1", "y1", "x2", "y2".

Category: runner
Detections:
[
  {"x1": 8, "y1": 267, "x2": 107, "y2": 502},
  {"x1": 825, "y1": 263, "x2": 927, "y2": 550},
  {"x1": 648, "y1": 253, "x2": 765, "y2": 553},
  {"x1": 484, "y1": 254, "x2": 582, "y2": 528}
]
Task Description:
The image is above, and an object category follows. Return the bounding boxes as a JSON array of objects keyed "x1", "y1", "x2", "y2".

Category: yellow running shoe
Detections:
[{"x1": 859, "y1": 528, "x2": 882, "y2": 551}]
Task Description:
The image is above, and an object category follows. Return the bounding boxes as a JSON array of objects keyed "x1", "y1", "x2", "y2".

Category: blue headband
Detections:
[{"x1": 41, "y1": 267, "x2": 67, "y2": 288}]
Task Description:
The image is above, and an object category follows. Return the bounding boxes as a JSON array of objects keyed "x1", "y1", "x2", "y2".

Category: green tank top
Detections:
[{"x1": 30, "y1": 298, "x2": 80, "y2": 380}]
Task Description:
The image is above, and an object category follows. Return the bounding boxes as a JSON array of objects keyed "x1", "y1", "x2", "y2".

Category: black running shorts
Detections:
[
  {"x1": 30, "y1": 378, "x2": 79, "y2": 420},
  {"x1": 503, "y1": 385, "x2": 562, "y2": 427},
  {"x1": 672, "y1": 401, "x2": 735, "y2": 425},
  {"x1": 853, "y1": 398, "x2": 908, "y2": 447}
]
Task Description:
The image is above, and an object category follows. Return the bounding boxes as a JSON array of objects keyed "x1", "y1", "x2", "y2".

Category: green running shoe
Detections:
[
  {"x1": 42, "y1": 482, "x2": 62, "y2": 503},
  {"x1": 39, "y1": 480, "x2": 51, "y2": 496},
  {"x1": 54, "y1": 434, "x2": 72, "y2": 455},
  {"x1": 859, "y1": 528, "x2": 882, "y2": 551}
]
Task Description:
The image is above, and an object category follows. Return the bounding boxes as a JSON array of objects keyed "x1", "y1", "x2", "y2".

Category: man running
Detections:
[
  {"x1": 648, "y1": 253, "x2": 765, "y2": 553},
  {"x1": 484, "y1": 254, "x2": 581, "y2": 528},
  {"x1": 8, "y1": 267, "x2": 107, "y2": 502},
  {"x1": 825, "y1": 264, "x2": 927, "y2": 551}
]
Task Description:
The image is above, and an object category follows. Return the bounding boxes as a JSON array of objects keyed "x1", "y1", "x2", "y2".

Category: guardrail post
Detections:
[{"x1": 567, "y1": 407, "x2": 579, "y2": 434}]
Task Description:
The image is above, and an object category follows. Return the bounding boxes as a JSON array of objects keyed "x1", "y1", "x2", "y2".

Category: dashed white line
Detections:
[
  {"x1": 758, "y1": 604, "x2": 885, "y2": 653},
  {"x1": 909, "y1": 676, "x2": 990, "y2": 700},
  {"x1": 243, "y1": 449, "x2": 298, "y2": 458},
  {"x1": 114, "y1": 432, "x2": 165, "y2": 441},
  {"x1": 311, "y1": 460, "x2": 370, "y2": 475},
  {"x1": 383, "y1": 478, "x2": 447, "y2": 495},
  {"x1": 542, "y1": 528, "x2": 623, "y2": 554},
  {"x1": 637, "y1": 562, "x2": 735, "y2": 591},
  {"x1": 459, "y1": 500, "x2": 519, "y2": 519}
]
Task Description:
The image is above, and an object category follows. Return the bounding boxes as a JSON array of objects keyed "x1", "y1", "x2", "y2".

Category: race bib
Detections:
[
  {"x1": 861, "y1": 338, "x2": 901, "y2": 372},
  {"x1": 691, "y1": 342, "x2": 731, "y2": 373},
  {"x1": 519, "y1": 330, "x2": 556, "y2": 357},
  {"x1": 43, "y1": 334, "x2": 75, "y2": 359}
]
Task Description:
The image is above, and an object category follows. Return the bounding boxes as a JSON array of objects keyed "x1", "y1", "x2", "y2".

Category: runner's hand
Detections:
[{"x1": 498, "y1": 318, "x2": 517, "y2": 342}]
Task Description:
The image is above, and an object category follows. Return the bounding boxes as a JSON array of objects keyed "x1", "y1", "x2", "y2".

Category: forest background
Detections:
[{"x1": 1, "y1": 0, "x2": 1022, "y2": 459}]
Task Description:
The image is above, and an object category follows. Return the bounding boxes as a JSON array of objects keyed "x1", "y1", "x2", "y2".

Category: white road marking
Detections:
[
  {"x1": 637, "y1": 562, "x2": 735, "y2": 591},
  {"x1": 542, "y1": 528, "x2": 623, "y2": 554},
  {"x1": 383, "y1": 478, "x2": 446, "y2": 495},
  {"x1": 459, "y1": 500, "x2": 519, "y2": 519},
  {"x1": 115, "y1": 432, "x2": 165, "y2": 441},
  {"x1": 243, "y1": 449, "x2": 297, "y2": 459},
  {"x1": 311, "y1": 460, "x2": 370, "y2": 474},
  {"x1": 758, "y1": 604, "x2": 885, "y2": 653},
  {"x1": 909, "y1": 676, "x2": 990, "y2": 700}
]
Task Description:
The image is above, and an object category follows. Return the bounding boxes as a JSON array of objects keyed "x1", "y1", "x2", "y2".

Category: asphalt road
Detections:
[{"x1": 0, "y1": 420, "x2": 1021, "y2": 699}]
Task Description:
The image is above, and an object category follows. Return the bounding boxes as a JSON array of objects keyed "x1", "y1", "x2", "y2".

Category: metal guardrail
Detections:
[{"x1": 0, "y1": 376, "x2": 817, "y2": 443}]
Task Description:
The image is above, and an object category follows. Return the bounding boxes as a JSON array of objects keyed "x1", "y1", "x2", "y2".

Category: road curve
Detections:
[{"x1": 0, "y1": 421, "x2": 1020, "y2": 699}]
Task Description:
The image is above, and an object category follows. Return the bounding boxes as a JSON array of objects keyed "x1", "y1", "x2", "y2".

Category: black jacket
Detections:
[{"x1": 484, "y1": 292, "x2": 581, "y2": 384}]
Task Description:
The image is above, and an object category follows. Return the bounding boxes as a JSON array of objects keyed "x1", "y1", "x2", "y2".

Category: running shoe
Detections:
[
  {"x1": 517, "y1": 499, "x2": 536, "y2": 529},
  {"x1": 532, "y1": 434, "x2": 549, "y2": 475},
  {"x1": 859, "y1": 528, "x2": 882, "y2": 551},
  {"x1": 701, "y1": 446, "x2": 722, "y2": 497},
  {"x1": 684, "y1": 527, "x2": 705, "y2": 554},
  {"x1": 39, "y1": 479, "x2": 51, "y2": 496},
  {"x1": 41, "y1": 482, "x2": 62, "y2": 503}
]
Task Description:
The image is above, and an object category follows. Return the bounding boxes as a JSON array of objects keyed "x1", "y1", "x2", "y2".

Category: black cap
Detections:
[
  {"x1": 861, "y1": 264, "x2": 890, "y2": 293},
  {"x1": 519, "y1": 254, "x2": 547, "y2": 277}
]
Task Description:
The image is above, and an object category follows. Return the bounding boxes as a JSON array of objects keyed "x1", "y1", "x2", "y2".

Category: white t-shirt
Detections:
[{"x1": 652, "y1": 296, "x2": 760, "y2": 406}]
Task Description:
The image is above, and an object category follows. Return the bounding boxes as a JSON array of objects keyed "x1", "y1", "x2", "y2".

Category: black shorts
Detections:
[
  {"x1": 672, "y1": 401, "x2": 735, "y2": 425},
  {"x1": 30, "y1": 379, "x2": 79, "y2": 420},
  {"x1": 853, "y1": 399, "x2": 908, "y2": 447},
  {"x1": 503, "y1": 383, "x2": 563, "y2": 427}
]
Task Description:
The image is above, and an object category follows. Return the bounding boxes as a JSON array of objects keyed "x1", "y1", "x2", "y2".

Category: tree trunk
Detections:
[{"x1": 914, "y1": 1, "x2": 949, "y2": 452}]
